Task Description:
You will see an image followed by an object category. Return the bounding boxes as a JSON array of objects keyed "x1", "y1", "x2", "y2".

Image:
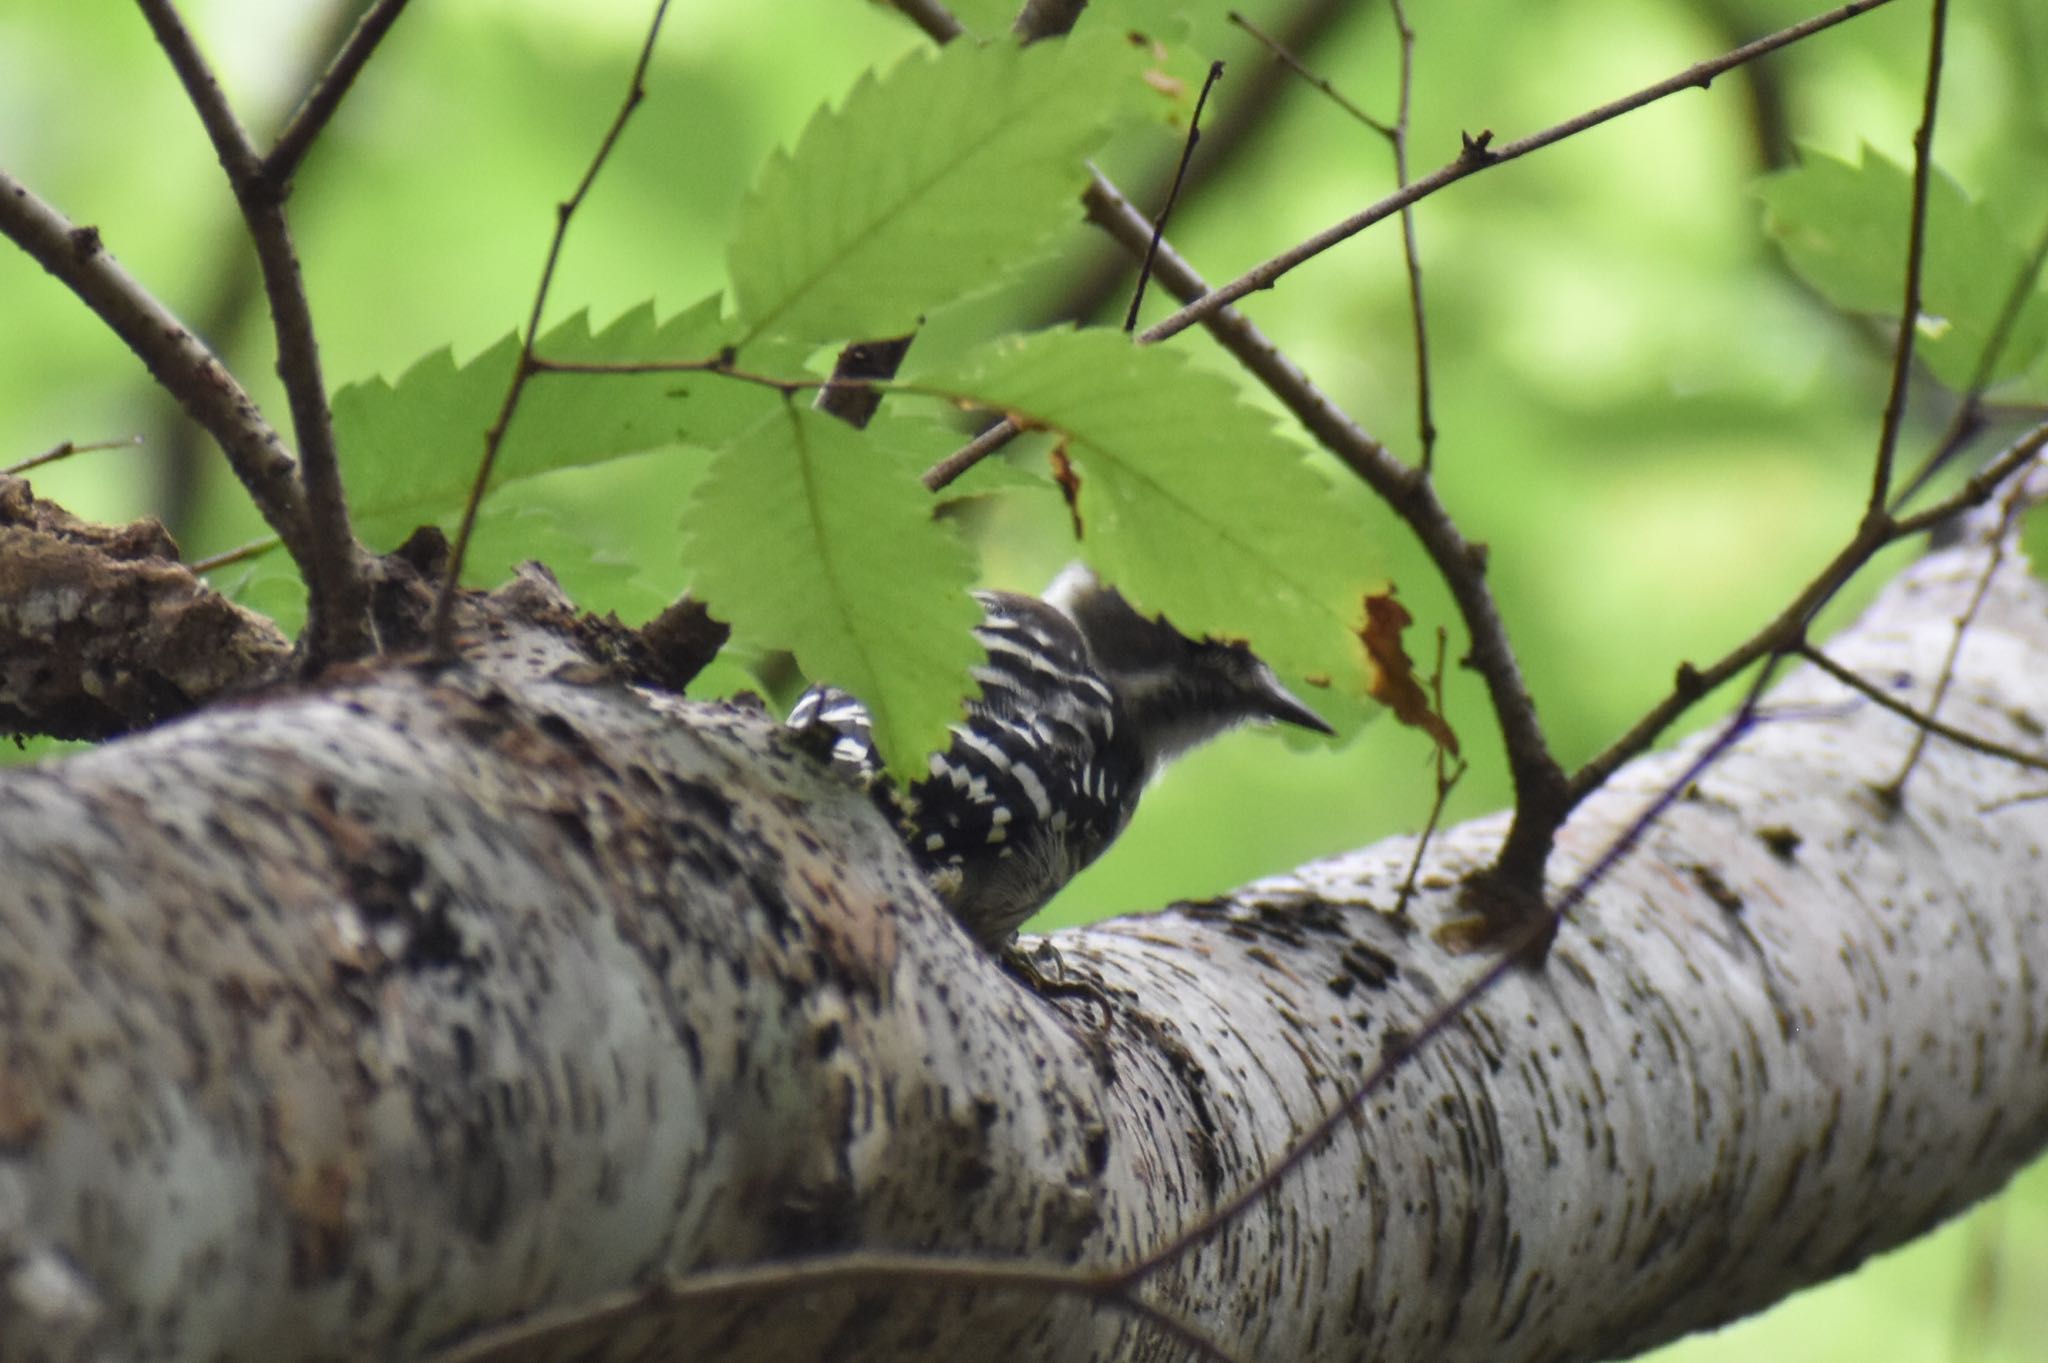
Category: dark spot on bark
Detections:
[
  {"x1": 744, "y1": 868, "x2": 793, "y2": 935},
  {"x1": 453, "y1": 1117, "x2": 510, "y2": 1241},
  {"x1": 1083, "y1": 1123, "x2": 1110, "y2": 1176},
  {"x1": 678, "y1": 1023, "x2": 702, "y2": 1077},
  {"x1": 1340, "y1": 942, "x2": 1399, "y2": 989},
  {"x1": 1687, "y1": 863, "x2": 1744, "y2": 915},
  {"x1": 766, "y1": 1178, "x2": 857, "y2": 1256},
  {"x1": 549, "y1": 807, "x2": 592, "y2": 855},
  {"x1": 344, "y1": 836, "x2": 427, "y2": 925},
  {"x1": 534, "y1": 710, "x2": 591, "y2": 759},
  {"x1": 1759, "y1": 825, "x2": 1802, "y2": 862},
  {"x1": 670, "y1": 780, "x2": 736, "y2": 830},
  {"x1": 401, "y1": 895, "x2": 466, "y2": 970}
]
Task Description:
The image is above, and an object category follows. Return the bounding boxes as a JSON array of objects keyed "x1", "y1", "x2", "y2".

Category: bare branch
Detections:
[
  {"x1": 1569, "y1": 421, "x2": 2048, "y2": 808},
  {"x1": 4, "y1": 436, "x2": 143, "y2": 478},
  {"x1": 265, "y1": 0, "x2": 415, "y2": 184},
  {"x1": 0, "y1": 169, "x2": 310, "y2": 553},
  {"x1": 1393, "y1": 627, "x2": 1466, "y2": 918},
  {"x1": 1123, "y1": 60, "x2": 1226, "y2": 332},
  {"x1": 1386, "y1": 0, "x2": 1434, "y2": 466},
  {"x1": 1892, "y1": 205, "x2": 2048, "y2": 512},
  {"x1": 1079, "y1": 168, "x2": 1566, "y2": 890},
  {"x1": 1866, "y1": 0, "x2": 1950, "y2": 514},
  {"x1": 135, "y1": 0, "x2": 370, "y2": 664},
  {"x1": 430, "y1": 0, "x2": 675, "y2": 657},
  {"x1": 884, "y1": 0, "x2": 965, "y2": 44},
  {"x1": 923, "y1": 416, "x2": 1028, "y2": 491},
  {"x1": 1229, "y1": 1, "x2": 1437, "y2": 463},
  {"x1": 1139, "y1": 0, "x2": 1899, "y2": 346},
  {"x1": 1882, "y1": 476, "x2": 2024, "y2": 795},
  {"x1": 1798, "y1": 643, "x2": 2048, "y2": 778},
  {"x1": 1011, "y1": 0, "x2": 1087, "y2": 41}
]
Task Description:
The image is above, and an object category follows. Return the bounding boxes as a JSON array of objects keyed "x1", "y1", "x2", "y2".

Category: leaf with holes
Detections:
[
  {"x1": 681, "y1": 407, "x2": 982, "y2": 778},
  {"x1": 728, "y1": 33, "x2": 1146, "y2": 346},
  {"x1": 913, "y1": 328, "x2": 1383, "y2": 728}
]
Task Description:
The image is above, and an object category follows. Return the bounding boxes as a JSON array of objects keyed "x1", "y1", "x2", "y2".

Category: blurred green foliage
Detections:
[{"x1": 3, "y1": 0, "x2": 2046, "y2": 1357}]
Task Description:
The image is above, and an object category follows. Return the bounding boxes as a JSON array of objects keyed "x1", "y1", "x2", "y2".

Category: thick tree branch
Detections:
[
  {"x1": 0, "y1": 476, "x2": 292, "y2": 740},
  {"x1": 2, "y1": 524, "x2": 2044, "y2": 1363}
]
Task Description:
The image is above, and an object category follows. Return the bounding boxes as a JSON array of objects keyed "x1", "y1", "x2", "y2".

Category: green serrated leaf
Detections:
[
  {"x1": 1757, "y1": 146, "x2": 2048, "y2": 389},
  {"x1": 912, "y1": 329, "x2": 1381, "y2": 711},
  {"x1": 330, "y1": 294, "x2": 790, "y2": 555},
  {"x1": 729, "y1": 33, "x2": 1144, "y2": 345},
  {"x1": 681, "y1": 406, "x2": 982, "y2": 778}
]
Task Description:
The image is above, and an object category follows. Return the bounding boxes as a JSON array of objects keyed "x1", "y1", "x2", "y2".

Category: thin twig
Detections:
[
  {"x1": 4, "y1": 436, "x2": 143, "y2": 477},
  {"x1": 1887, "y1": 422, "x2": 2048, "y2": 537},
  {"x1": 1079, "y1": 167, "x2": 1567, "y2": 889},
  {"x1": 1569, "y1": 419, "x2": 2048, "y2": 808},
  {"x1": 429, "y1": 0, "x2": 675, "y2": 657},
  {"x1": 1124, "y1": 61, "x2": 1226, "y2": 332},
  {"x1": 265, "y1": 0, "x2": 414, "y2": 184},
  {"x1": 1139, "y1": 0, "x2": 1899, "y2": 346},
  {"x1": 1386, "y1": 0, "x2": 1435, "y2": 466},
  {"x1": 136, "y1": 0, "x2": 369, "y2": 664},
  {"x1": 1227, "y1": 11, "x2": 1392, "y2": 135},
  {"x1": 1025, "y1": 0, "x2": 1351, "y2": 336},
  {"x1": 188, "y1": 536, "x2": 282, "y2": 574},
  {"x1": 145, "y1": 0, "x2": 381, "y2": 541},
  {"x1": 0, "y1": 168, "x2": 311, "y2": 552},
  {"x1": 1797, "y1": 643, "x2": 2048, "y2": 777},
  {"x1": 421, "y1": 1252, "x2": 1250, "y2": 1363},
  {"x1": 1882, "y1": 480, "x2": 2026, "y2": 795},
  {"x1": 924, "y1": 418, "x2": 1028, "y2": 491},
  {"x1": 1891, "y1": 206, "x2": 2048, "y2": 512},
  {"x1": 885, "y1": 0, "x2": 965, "y2": 43},
  {"x1": 1011, "y1": 0, "x2": 1088, "y2": 41},
  {"x1": 1228, "y1": 2, "x2": 1436, "y2": 463},
  {"x1": 1393, "y1": 628, "x2": 1467, "y2": 918},
  {"x1": 1866, "y1": 0, "x2": 1949, "y2": 515}
]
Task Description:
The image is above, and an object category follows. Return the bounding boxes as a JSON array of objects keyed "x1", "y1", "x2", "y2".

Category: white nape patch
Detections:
[{"x1": 1040, "y1": 560, "x2": 1100, "y2": 611}]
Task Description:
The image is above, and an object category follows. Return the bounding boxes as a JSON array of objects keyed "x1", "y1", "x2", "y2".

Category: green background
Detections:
[{"x1": 4, "y1": 0, "x2": 2046, "y2": 1356}]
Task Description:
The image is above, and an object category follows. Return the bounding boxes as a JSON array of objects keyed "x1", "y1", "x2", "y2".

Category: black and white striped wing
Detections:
[{"x1": 786, "y1": 685, "x2": 884, "y2": 786}]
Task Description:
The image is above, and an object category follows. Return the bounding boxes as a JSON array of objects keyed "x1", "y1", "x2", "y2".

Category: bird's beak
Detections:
[{"x1": 1256, "y1": 670, "x2": 1336, "y2": 736}]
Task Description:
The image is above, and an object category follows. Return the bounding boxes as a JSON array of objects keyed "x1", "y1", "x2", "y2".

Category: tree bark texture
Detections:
[{"x1": 1, "y1": 529, "x2": 2045, "y2": 1363}]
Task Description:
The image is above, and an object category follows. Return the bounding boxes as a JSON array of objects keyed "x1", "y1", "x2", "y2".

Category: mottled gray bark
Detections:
[{"x1": 2, "y1": 529, "x2": 2046, "y2": 1363}]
